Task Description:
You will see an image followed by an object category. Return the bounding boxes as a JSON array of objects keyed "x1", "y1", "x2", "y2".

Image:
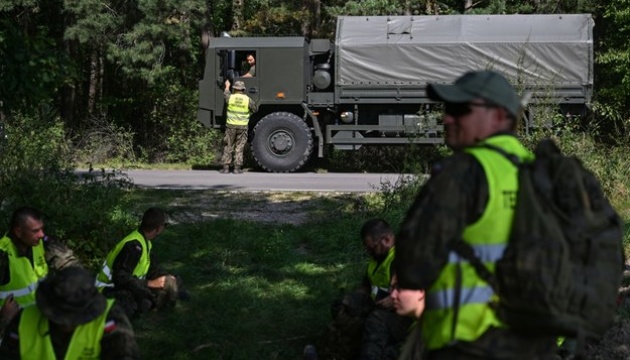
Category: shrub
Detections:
[{"x1": 0, "y1": 110, "x2": 137, "y2": 268}]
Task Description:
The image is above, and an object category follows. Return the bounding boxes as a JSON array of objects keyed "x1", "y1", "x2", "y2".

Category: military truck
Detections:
[{"x1": 198, "y1": 14, "x2": 593, "y2": 173}]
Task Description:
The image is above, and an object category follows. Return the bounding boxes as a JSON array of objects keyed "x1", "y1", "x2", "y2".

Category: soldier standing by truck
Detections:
[{"x1": 220, "y1": 79, "x2": 258, "y2": 174}]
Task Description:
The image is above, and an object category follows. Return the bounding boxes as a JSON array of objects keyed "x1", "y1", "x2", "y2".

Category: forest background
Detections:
[
  {"x1": 2, "y1": 1, "x2": 630, "y2": 358},
  {"x1": 1, "y1": 0, "x2": 629, "y2": 166}
]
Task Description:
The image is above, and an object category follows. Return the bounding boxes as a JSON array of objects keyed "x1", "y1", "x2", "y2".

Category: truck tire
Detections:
[{"x1": 252, "y1": 112, "x2": 313, "y2": 173}]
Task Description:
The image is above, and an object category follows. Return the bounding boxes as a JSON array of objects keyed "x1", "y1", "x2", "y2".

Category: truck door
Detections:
[
  {"x1": 232, "y1": 50, "x2": 260, "y2": 104},
  {"x1": 214, "y1": 49, "x2": 260, "y2": 125}
]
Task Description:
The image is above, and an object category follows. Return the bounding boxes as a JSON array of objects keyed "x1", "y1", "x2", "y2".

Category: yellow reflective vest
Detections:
[
  {"x1": 96, "y1": 230, "x2": 151, "y2": 289},
  {"x1": 226, "y1": 93, "x2": 251, "y2": 126},
  {"x1": 0, "y1": 234, "x2": 48, "y2": 308},
  {"x1": 366, "y1": 246, "x2": 395, "y2": 300},
  {"x1": 422, "y1": 135, "x2": 534, "y2": 350},
  {"x1": 19, "y1": 299, "x2": 115, "y2": 359}
]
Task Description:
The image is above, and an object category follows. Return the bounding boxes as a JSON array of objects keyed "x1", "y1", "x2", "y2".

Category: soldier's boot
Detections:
[
  {"x1": 219, "y1": 165, "x2": 230, "y2": 174},
  {"x1": 234, "y1": 166, "x2": 243, "y2": 174}
]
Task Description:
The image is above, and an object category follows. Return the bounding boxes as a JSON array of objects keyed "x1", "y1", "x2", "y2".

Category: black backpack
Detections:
[{"x1": 455, "y1": 138, "x2": 624, "y2": 343}]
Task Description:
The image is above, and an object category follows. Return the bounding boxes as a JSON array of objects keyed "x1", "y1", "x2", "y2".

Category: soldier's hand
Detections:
[
  {"x1": 375, "y1": 295, "x2": 394, "y2": 310},
  {"x1": 225, "y1": 79, "x2": 231, "y2": 89},
  {"x1": 147, "y1": 276, "x2": 167, "y2": 289},
  {"x1": 1, "y1": 294, "x2": 19, "y2": 321}
]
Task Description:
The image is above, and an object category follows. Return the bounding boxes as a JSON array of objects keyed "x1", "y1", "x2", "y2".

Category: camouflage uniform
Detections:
[
  {"x1": 317, "y1": 288, "x2": 411, "y2": 360},
  {"x1": 0, "y1": 235, "x2": 79, "y2": 337},
  {"x1": 0, "y1": 301, "x2": 140, "y2": 360},
  {"x1": 221, "y1": 126, "x2": 249, "y2": 167},
  {"x1": 394, "y1": 140, "x2": 556, "y2": 359},
  {"x1": 221, "y1": 85, "x2": 257, "y2": 168},
  {"x1": 101, "y1": 240, "x2": 182, "y2": 320},
  {"x1": 359, "y1": 308, "x2": 412, "y2": 360},
  {"x1": 317, "y1": 291, "x2": 372, "y2": 360}
]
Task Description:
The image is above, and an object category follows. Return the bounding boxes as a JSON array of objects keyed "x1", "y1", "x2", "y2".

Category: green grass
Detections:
[
  {"x1": 131, "y1": 201, "x2": 370, "y2": 359},
  {"x1": 125, "y1": 175, "x2": 630, "y2": 359}
]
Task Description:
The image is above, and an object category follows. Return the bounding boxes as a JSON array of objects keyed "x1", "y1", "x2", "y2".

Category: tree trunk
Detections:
[
  {"x1": 232, "y1": 0, "x2": 243, "y2": 32},
  {"x1": 464, "y1": 0, "x2": 473, "y2": 12},
  {"x1": 302, "y1": 0, "x2": 321, "y2": 38},
  {"x1": 201, "y1": 0, "x2": 214, "y2": 49},
  {"x1": 88, "y1": 50, "x2": 99, "y2": 115},
  {"x1": 425, "y1": 0, "x2": 438, "y2": 15},
  {"x1": 61, "y1": 38, "x2": 78, "y2": 131}
]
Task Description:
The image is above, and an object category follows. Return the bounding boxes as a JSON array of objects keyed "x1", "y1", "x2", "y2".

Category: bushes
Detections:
[{"x1": 0, "y1": 111, "x2": 136, "y2": 268}]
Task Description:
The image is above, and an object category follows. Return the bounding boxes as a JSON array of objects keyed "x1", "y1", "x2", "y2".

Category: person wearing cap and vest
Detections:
[
  {"x1": 0, "y1": 266, "x2": 139, "y2": 359},
  {"x1": 96, "y1": 207, "x2": 186, "y2": 320},
  {"x1": 393, "y1": 70, "x2": 556, "y2": 360},
  {"x1": 220, "y1": 79, "x2": 258, "y2": 174},
  {"x1": 0, "y1": 207, "x2": 79, "y2": 339},
  {"x1": 305, "y1": 219, "x2": 412, "y2": 360}
]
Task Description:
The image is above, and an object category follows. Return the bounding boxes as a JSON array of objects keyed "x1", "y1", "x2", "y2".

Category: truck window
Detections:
[{"x1": 236, "y1": 51, "x2": 256, "y2": 78}]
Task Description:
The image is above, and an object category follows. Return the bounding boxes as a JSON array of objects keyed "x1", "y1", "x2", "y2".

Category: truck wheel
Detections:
[{"x1": 252, "y1": 112, "x2": 313, "y2": 173}]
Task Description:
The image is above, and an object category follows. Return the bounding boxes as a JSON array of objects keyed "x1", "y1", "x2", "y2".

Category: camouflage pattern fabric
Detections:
[
  {"x1": 0, "y1": 302, "x2": 140, "y2": 360},
  {"x1": 394, "y1": 146, "x2": 557, "y2": 358},
  {"x1": 317, "y1": 292, "x2": 373, "y2": 360},
  {"x1": 0, "y1": 236, "x2": 80, "y2": 338},
  {"x1": 359, "y1": 308, "x2": 412, "y2": 360},
  {"x1": 221, "y1": 125, "x2": 248, "y2": 166},
  {"x1": 151, "y1": 274, "x2": 181, "y2": 309},
  {"x1": 423, "y1": 327, "x2": 557, "y2": 360},
  {"x1": 104, "y1": 275, "x2": 183, "y2": 320}
]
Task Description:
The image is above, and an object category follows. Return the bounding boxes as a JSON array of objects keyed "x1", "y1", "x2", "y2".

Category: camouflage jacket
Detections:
[
  {"x1": 393, "y1": 134, "x2": 556, "y2": 358},
  {"x1": 109, "y1": 240, "x2": 166, "y2": 302},
  {"x1": 393, "y1": 151, "x2": 488, "y2": 291},
  {"x1": 0, "y1": 301, "x2": 140, "y2": 360}
]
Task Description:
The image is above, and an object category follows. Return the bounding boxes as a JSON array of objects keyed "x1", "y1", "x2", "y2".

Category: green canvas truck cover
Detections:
[{"x1": 335, "y1": 14, "x2": 593, "y2": 102}]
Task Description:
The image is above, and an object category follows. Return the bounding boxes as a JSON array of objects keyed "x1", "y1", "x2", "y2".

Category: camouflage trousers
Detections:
[
  {"x1": 317, "y1": 292, "x2": 411, "y2": 360},
  {"x1": 103, "y1": 275, "x2": 182, "y2": 320},
  {"x1": 425, "y1": 328, "x2": 557, "y2": 360},
  {"x1": 221, "y1": 125, "x2": 248, "y2": 166},
  {"x1": 359, "y1": 308, "x2": 412, "y2": 360}
]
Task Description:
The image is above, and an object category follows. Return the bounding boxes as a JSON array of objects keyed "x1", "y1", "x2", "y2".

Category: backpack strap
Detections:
[
  {"x1": 451, "y1": 143, "x2": 520, "y2": 290},
  {"x1": 478, "y1": 143, "x2": 521, "y2": 166},
  {"x1": 451, "y1": 240, "x2": 498, "y2": 291}
]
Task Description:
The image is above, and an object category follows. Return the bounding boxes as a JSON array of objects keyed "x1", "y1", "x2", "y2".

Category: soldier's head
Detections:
[
  {"x1": 389, "y1": 274, "x2": 425, "y2": 319},
  {"x1": 246, "y1": 54, "x2": 255, "y2": 67},
  {"x1": 36, "y1": 266, "x2": 107, "y2": 331},
  {"x1": 9, "y1": 206, "x2": 45, "y2": 248},
  {"x1": 361, "y1": 218, "x2": 395, "y2": 261},
  {"x1": 427, "y1": 70, "x2": 521, "y2": 150},
  {"x1": 232, "y1": 81, "x2": 246, "y2": 92},
  {"x1": 139, "y1": 207, "x2": 167, "y2": 240}
]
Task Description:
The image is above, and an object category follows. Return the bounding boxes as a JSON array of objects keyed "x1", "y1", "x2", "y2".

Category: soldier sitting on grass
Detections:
[
  {"x1": 304, "y1": 219, "x2": 413, "y2": 360},
  {"x1": 95, "y1": 207, "x2": 188, "y2": 320}
]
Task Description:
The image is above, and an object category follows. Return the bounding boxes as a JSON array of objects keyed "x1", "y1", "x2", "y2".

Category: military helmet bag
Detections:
[{"x1": 456, "y1": 138, "x2": 624, "y2": 340}]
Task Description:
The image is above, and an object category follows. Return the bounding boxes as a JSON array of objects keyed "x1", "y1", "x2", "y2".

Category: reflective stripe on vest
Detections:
[
  {"x1": 19, "y1": 299, "x2": 115, "y2": 359},
  {"x1": 226, "y1": 93, "x2": 251, "y2": 126},
  {"x1": 366, "y1": 247, "x2": 395, "y2": 300},
  {"x1": 0, "y1": 234, "x2": 48, "y2": 308},
  {"x1": 96, "y1": 230, "x2": 151, "y2": 289},
  {"x1": 426, "y1": 283, "x2": 495, "y2": 310},
  {"x1": 446, "y1": 243, "x2": 507, "y2": 264},
  {"x1": 421, "y1": 135, "x2": 534, "y2": 350}
]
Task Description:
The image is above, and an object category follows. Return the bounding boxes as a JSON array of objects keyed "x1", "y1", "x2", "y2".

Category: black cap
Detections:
[{"x1": 36, "y1": 267, "x2": 107, "y2": 327}]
